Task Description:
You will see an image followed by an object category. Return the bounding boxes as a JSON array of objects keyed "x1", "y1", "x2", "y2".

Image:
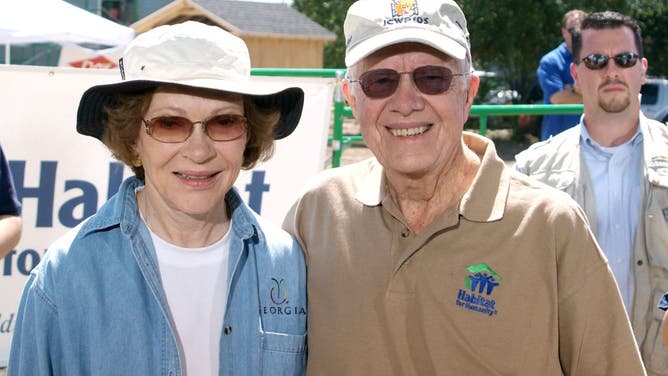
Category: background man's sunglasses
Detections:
[
  {"x1": 580, "y1": 52, "x2": 639, "y2": 70},
  {"x1": 349, "y1": 65, "x2": 467, "y2": 99}
]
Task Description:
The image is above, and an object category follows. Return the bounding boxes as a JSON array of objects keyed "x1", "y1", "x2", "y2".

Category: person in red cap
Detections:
[
  {"x1": 284, "y1": 0, "x2": 645, "y2": 374},
  {"x1": 9, "y1": 21, "x2": 306, "y2": 376}
]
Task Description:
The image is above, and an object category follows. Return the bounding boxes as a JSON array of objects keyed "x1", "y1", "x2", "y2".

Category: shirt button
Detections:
[
  {"x1": 401, "y1": 228, "x2": 410, "y2": 238},
  {"x1": 224, "y1": 326, "x2": 232, "y2": 335},
  {"x1": 637, "y1": 260, "x2": 644, "y2": 266}
]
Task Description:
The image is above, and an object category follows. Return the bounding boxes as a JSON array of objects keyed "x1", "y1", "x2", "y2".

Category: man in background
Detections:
[
  {"x1": 516, "y1": 11, "x2": 668, "y2": 374},
  {"x1": 536, "y1": 9, "x2": 586, "y2": 140}
]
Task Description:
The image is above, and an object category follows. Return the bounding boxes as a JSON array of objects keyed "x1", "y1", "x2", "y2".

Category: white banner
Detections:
[{"x1": 0, "y1": 64, "x2": 334, "y2": 366}]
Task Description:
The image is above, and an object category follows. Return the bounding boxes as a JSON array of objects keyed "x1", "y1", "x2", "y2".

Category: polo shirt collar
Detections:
[
  {"x1": 355, "y1": 158, "x2": 385, "y2": 206},
  {"x1": 354, "y1": 132, "x2": 510, "y2": 223},
  {"x1": 459, "y1": 132, "x2": 510, "y2": 222}
]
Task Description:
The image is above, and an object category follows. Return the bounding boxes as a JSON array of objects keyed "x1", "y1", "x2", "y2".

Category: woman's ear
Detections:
[{"x1": 131, "y1": 143, "x2": 142, "y2": 167}]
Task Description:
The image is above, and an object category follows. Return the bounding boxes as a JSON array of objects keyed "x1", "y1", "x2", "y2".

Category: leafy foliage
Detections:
[
  {"x1": 631, "y1": 1, "x2": 668, "y2": 77},
  {"x1": 292, "y1": 0, "x2": 356, "y2": 68},
  {"x1": 461, "y1": 0, "x2": 563, "y2": 103}
]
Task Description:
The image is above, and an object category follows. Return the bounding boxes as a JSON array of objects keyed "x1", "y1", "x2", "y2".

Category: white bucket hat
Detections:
[
  {"x1": 77, "y1": 21, "x2": 304, "y2": 140},
  {"x1": 344, "y1": 0, "x2": 471, "y2": 67}
]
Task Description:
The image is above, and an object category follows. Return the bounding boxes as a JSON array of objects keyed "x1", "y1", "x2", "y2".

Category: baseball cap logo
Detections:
[{"x1": 391, "y1": 0, "x2": 418, "y2": 18}]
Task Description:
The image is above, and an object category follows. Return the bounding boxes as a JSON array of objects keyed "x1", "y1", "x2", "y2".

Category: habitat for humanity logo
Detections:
[
  {"x1": 455, "y1": 263, "x2": 501, "y2": 317},
  {"x1": 384, "y1": 0, "x2": 429, "y2": 26},
  {"x1": 261, "y1": 277, "x2": 306, "y2": 316}
]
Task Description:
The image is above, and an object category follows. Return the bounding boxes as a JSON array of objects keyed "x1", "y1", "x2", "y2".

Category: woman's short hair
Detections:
[{"x1": 103, "y1": 86, "x2": 280, "y2": 181}]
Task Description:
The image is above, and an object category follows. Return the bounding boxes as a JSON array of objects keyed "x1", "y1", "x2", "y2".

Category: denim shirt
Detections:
[{"x1": 8, "y1": 177, "x2": 307, "y2": 376}]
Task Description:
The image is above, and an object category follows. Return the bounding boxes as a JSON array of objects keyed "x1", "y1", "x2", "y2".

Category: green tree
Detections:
[
  {"x1": 461, "y1": 0, "x2": 564, "y2": 103},
  {"x1": 630, "y1": 1, "x2": 668, "y2": 77},
  {"x1": 460, "y1": 0, "x2": 667, "y2": 100},
  {"x1": 293, "y1": 0, "x2": 356, "y2": 68}
]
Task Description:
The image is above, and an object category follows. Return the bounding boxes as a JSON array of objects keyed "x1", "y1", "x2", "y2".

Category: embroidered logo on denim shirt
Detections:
[
  {"x1": 261, "y1": 277, "x2": 306, "y2": 316},
  {"x1": 455, "y1": 263, "x2": 501, "y2": 317},
  {"x1": 270, "y1": 277, "x2": 288, "y2": 304}
]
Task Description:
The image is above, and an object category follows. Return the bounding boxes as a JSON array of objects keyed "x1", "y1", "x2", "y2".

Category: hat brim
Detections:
[
  {"x1": 76, "y1": 79, "x2": 304, "y2": 140},
  {"x1": 345, "y1": 27, "x2": 467, "y2": 67}
]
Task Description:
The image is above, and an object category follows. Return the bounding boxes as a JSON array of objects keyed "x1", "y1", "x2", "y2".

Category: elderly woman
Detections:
[{"x1": 8, "y1": 22, "x2": 306, "y2": 376}]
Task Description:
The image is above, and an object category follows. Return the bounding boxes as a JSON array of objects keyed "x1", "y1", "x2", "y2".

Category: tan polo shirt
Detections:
[{"x1": 284, "y1": 132, "x2": 645, "y2": 375}]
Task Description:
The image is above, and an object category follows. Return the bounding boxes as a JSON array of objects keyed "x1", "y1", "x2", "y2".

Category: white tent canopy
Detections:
[{"x1": 1, "y1": 0, "x2": 135, "y2": 64}]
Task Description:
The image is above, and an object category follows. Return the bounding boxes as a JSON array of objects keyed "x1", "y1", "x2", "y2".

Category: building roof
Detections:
[
  {"x1": 132, "y1": 0, "x2": 336, "y2": 41},
  {"x1": 194, "y1": 0, "x2": 335, "y2": 40}
]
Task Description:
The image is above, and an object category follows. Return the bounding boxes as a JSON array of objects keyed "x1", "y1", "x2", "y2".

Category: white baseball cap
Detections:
[
  {"x1": 77, "y1": 21, "x2": 304, "y2": 140},
  {"x1": 344, "y1": 0, "x2": 471, "y2": 67}
]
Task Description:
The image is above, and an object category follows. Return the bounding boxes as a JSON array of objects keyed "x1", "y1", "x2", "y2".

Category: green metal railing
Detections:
[
  {"x1": 250, "y1": 68, "x2": 584, "y2": 168},
  {"x1": 251, "y1": 68, "x2": 343, "y2": 78},
  {"x1": 473, "y1": 104, "x2": 583, "y2": 135}
]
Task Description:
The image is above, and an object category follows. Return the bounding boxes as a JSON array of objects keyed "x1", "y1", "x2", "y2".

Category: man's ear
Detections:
[
  {"x1": 640, "y1": 57, "x2": 648, "y2": 85},
  {"x1": 341, "y1": 79, "x2": 358, "y2": 118},
  {"x1": 342, "y1": 79, "x2": 354, "y2": 107},
  {"x1": 570, "y1": 62, "x2": 579, "y2": 86},
  {"x1": 466, "y1": 74, "x2": 480, "y2": 108}
]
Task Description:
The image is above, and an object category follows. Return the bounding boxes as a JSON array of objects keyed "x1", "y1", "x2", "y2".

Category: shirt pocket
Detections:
[{"x1": 260, "y1": 331, "x2": 306, "y2": 376}]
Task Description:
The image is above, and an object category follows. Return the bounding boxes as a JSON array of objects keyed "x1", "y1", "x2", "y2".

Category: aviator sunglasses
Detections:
[
  {"x1": 142, "y1": 114, "x2": 247, "y2": 143},
  {"x1": 348, "y1": 65, "x2": 467, "y2": 99},
  {"x1": 580, "y1": 52, "x2": 639, "y2": 70}
]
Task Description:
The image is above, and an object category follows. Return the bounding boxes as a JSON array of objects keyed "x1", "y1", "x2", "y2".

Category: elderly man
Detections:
[
  {"x1": 284, "y1": 1, "x2": 645, "y2": 374},
  {"x1": 516, "y1": 11, "x2": 668, "y2": 375}
]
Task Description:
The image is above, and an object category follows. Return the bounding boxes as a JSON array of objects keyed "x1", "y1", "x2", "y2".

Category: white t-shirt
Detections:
[{"x1": 149, "y1": 224, "x2": 231, "y2": 376}]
